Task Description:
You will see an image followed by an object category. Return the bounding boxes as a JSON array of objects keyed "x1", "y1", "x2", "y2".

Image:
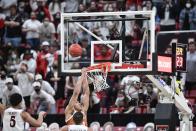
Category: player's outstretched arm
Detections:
[
  {"x1": 0, "y1": 103, "x2": 5, "y2": 113},
  {"x1": 81, "y1": 68, "x2": 90, "y2": 112},
  {"x1": 65, "y1": 71, "x2": 85, "y2": 114},
  {"x1": 21, "y1": 111, "x2": 46, "y2": 127}
]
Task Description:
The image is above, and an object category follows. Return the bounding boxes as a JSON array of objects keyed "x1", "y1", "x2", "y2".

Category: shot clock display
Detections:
[{"x1": 176, "y1": 45, "x2": 187, "y2": 72}]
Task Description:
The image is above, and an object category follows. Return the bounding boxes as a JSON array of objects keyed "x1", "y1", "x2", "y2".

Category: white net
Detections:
[{"x1": 86, "y1": 63, "x2": 110, "y2": 92}]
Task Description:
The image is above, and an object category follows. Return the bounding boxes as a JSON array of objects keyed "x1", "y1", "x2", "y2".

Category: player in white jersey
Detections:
[
  {"x1": 60, "y1": 111, "x2": 91, "y2": 131},
  {"x1": 1, "y1": 93, "x2": 46, "y2": 131}
]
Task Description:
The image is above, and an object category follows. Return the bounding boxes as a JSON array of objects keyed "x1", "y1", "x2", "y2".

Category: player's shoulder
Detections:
[
  {"x1": 20, "y1": 110, "x2": 30, "y2": 121},
  {"x1": 60, "y1": 125, "x2": 68, "y2": 131}
]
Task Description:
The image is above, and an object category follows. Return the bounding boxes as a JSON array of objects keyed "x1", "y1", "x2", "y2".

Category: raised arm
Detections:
[
  {"x1": 65, "y1": 71, "x2": 85, "y2": 114},
  {"x1": 81, "y1": 68, "x2": 90, "y2": 112}
]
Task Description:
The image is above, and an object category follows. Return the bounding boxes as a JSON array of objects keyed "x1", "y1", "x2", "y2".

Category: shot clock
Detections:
[{"x1": 176, "y1": 44, "x2": 187, "y2": 72}]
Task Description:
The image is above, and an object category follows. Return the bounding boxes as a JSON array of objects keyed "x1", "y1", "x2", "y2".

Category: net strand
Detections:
[{"x1": 87, "y1": 64, "x2": 110, "y2": 92}]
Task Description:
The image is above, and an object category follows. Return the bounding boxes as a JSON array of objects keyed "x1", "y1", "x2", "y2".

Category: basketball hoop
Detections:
[{"x1": 86, "y1": 62, "x2": 111, "y2": 92}]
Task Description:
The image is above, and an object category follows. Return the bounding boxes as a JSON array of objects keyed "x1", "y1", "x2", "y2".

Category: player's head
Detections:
[
  {"x1": 10, "y1": 93, "x2": 22, "y2": 107},
  {"x1": 74, "y1": 101, "x2": 82, "y2": 111},
  {"x1": 73, "y1": 111, "x2": 83, "y2": 125}
]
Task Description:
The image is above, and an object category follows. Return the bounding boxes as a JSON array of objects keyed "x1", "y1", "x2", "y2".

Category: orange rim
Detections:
[{"x1": 87, "y1": 62, "x2": 111, "y2": 73}]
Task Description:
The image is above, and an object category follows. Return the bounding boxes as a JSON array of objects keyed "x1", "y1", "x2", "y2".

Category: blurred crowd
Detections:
[{"x1": 0, "y1": 0, "x2": 195, "y2": 115}]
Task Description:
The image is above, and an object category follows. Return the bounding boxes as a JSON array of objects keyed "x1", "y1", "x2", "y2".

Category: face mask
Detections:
[
  {"x1": 21, "y1": 68, "x2": 27, "y2": 73},
  {"x1": 35, "y1": 87, "x2": 40, "y2": 94},
  {"x1": 35, "y1": 88, "x2": 41, "y2": 93},
  {"x1": 31, "y1": 16, "x2": 36, "y2": 20},
  {"x1": 12, "y1": 54, "x2": 17, "y2": 59},
  {"x1": 44, "y1": 21, "x2": 49, "y2": 26},
  {"x1": 186, "y1": 3, "x2": 191, "y2": 8},
  {"x1": 7, "y1": 84, "x2": 13, "y2": 90}
]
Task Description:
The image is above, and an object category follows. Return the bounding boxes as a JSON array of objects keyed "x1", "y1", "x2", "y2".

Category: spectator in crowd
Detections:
[
  {"x1": 179, "y1": 1, "x2": 193, "y2": 30},
  {"x1": 34, "y1": 0, "x2": 51, "y2": 22},
  {"x1": 14, "y1": 63, "x2": 34, "y2": 108},
  {"x1": 2, "y1": 78, "x2": 25, "y2": 108},
  {"x1": 78, "y1": 4, "x2": 86, "y2": 12},
  {"x1": 0, "y1": 0, "x2": 17, "y2": 16},
  {"x1": 164, "y1": 45, "x2": 172, "y2": 54},
  {"x1": 88, "y1": 86, "x2": 101, "y2": 114},
  {"x1": 144, "y1": 84, "x2": 158, "y2": 113},
  {"x1": 64, "y1": 0, "x2": 79, "y2": 13},
  {"x1": 104, "y1": 3, "x2": 115, "y2": 12},
  {"x1": 87, "y1": 1, "x2": 98, "y2": 12},
  {"x1": 52, "y1": 11, "x2": 60, "y2": 29},
  {"x1": 142, "y1": 0, "x2": 157, "y2": 31},
  {"x1": 0, "y1": 6, "x2": 6, "y2": 45},
  {"x1": 39, "y1": 17, "x2": 56, "y2": 44},
  {"x1": 4, "y1": 48, "x2": 20, "y2": 75},
  {"x1": 157, "y1": 0, "x2": 177, "y2": 31},
  {"x1": 0, "y1": 71, "x2": 6, "y2": 103},
  {"x1": 94, "y1": 45, "x2": 112, "y2": 61},
  {"x1": 49, "y1": 0, "x2": 66, "y2": 17},
  {"x1": 4, "y1": 5, "x2": 22, "y2": 47},
  {"x1": 190, "y1": 3, "x2": 196, "y2": 30},
  {"x1": 46, "y1": 61, "x2": 65, "y2": 100},
  {"x1": 57, "y1": 22, "x2": 77, "y2": 44},
  {"x1": 185, "y1": 42, "x2": 196, "y2": 92},
  {"x1": 96, "y1": 0, "x2": 104, "y2": 12},
  {"x1": 31, "y1": 81, "x2": 56, "y2": 114},
  {"x1": 35, "y1": 74, "x2": 55, "y2": 96},
  {"x1": 22, "y1": 12, "x2": 41, "y2": 49},
  {"x1": 121, "y1": 75, "x2": 141, "y2": 113},
  {"x1": 110, "y1": 90, "x2": 126, "y2": 114},
  {"x1": 20, "y1": 49, "x2": 37, "y2": 74},
  {"x1": 64, "y1": 75, "x2": 78, "y2": 104},
  {"x1": 36, "y1": 41, "x2": 54, "y2": 78},
  {"x1": 49, "y1": 43, "x2": 60, "y2": 62},
  {"x1": 18, "y1": 0, "x2": 32, "y2": 19}
]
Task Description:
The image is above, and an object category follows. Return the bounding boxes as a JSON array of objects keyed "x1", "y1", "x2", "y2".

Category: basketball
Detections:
[{"x1": 69, "y1": 44, "x2": 83, "y2": 57}]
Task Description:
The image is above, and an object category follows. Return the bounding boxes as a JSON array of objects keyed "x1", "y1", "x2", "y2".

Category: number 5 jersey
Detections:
[{"x1": 3, "y1": 107, "x2": 25, "y2": 131}]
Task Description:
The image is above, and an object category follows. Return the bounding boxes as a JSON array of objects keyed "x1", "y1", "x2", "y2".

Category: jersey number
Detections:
[{"x1": 10, "y1": 116, "x2": 16, "y2": 127}]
